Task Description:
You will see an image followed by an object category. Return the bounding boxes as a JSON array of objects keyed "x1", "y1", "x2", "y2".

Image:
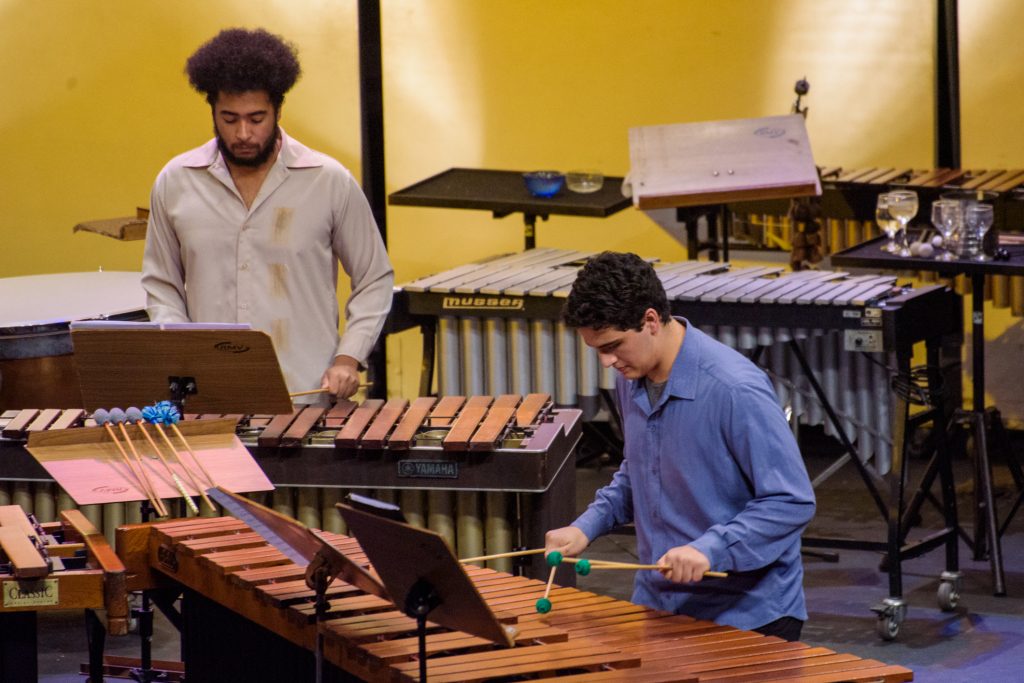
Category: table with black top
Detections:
[
  {"x1": 833, "y1": 235, "x2": 1024, "y2": 596},
  {"x1": 388, "y1": 167, "x2": 632, "y2": 249}
]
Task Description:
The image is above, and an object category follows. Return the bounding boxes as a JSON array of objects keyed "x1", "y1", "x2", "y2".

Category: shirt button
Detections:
[
  {"x1": 240, "y1": 263, "x2": 249, "y2": 270},
  {"x1": 240, "y1": 303, "x2": 248, "y2": 310}
]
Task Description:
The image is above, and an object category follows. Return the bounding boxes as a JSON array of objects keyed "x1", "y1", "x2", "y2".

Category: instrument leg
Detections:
[
  {"x1": 0, "y1": 611, "x2": 37, "y2": 683},
  {"x1": 85, "y1": 607, "x2": 106, "y2": 683}
]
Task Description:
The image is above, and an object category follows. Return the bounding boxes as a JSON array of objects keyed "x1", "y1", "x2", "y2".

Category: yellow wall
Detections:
[{"x1": 3, "y1": 0, "x2": 1018, "y2": 399}]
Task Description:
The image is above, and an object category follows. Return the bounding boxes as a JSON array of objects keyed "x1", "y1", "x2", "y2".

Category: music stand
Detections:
[
  {"x1": 206, "y1": 488, "x2": 388, "y2": 683},
  {"x1": 628, "y1": 114, "x2": 821, "y2": 260},
  {"x1": 337, "y1": 502, "x2": 516, "y2": 682},
  {"x1": 70, "y1": 324, "x2": 292, "y2": 414}
]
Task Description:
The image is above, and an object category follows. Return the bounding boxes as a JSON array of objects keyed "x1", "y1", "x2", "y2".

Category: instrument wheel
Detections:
[
  {"x1": 937, "y1": 581, "x2": 959, "y2": 612},
  {"x1": 876, "y1": 615, "x2": 900, "y2": 641}
]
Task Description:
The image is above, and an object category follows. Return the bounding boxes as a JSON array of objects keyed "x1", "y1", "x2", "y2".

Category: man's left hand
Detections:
[
  {"x1": 657, "y1": 545, "x2": 711, "y2": 584},
  {"x1": 321, "y1": 355, "x2": 361, "y2": 399}
]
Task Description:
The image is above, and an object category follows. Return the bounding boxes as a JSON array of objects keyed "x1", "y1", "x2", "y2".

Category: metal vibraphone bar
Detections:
[
  {"x1": 395, "y1": 248, "x2": 963, "y2": 475},
  {"x1": 115, "y1": 516, "x2": 914, "y2": 682},
  {"x1": 0, "y1": 393, "x2": 581, "y2": 580}
]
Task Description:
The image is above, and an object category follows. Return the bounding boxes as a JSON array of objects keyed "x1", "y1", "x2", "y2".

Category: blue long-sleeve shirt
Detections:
[{"x1": 573, "y1": 320, "x2": 816, "y2": 631}]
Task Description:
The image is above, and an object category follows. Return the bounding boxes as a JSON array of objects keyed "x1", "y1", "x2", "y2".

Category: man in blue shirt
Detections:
[{"x1": 545, "y1": 252, "x2": 816, "y2": 641}]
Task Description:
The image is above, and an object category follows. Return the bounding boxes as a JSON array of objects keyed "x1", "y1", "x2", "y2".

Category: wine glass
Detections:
[
  {"x1": 930, "y1": 199, "x2": 961, "y2": 261},
  {"x1": 876, "y1": 193, "x2": 899, "y2": 253},
  {"x1": 964, "y1": 204, "x2": 994, "y2": 262},
  {"x1": 887, "y1": 190, "x2": 919, "y2": 257}
]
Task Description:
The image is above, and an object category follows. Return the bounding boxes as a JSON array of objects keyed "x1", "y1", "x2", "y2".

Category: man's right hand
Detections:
[{"x1": 544, "y1": 525, "x2": 590, "y2": 558}]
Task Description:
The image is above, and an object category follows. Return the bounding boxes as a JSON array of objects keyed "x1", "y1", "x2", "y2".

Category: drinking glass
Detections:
[
  {"x1": 930, "y1": 199, "x2": 961, "y2": 261},
  {"x1": 876, "y1": 193, "x2": 899, "y2": 253},
  {"x1": 964, "y1": 204, "x2": 994, "y2": 262},
  {"x1": 887, "y1": 190, "x2": 918, "y2": 257}
]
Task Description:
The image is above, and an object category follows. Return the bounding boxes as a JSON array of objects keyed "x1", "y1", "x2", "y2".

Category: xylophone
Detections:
[
  {"x1": 0, "y1": 393, "x2": 582, "y2": 579},
  {"x1": 0, "y1": 505, "x2": 128, "y2": 682},
  {"x1": 115, "y1": 515, "x2": 915, "y2": 683},
  {"x1": 394, "y1": 247, "x2": 962, "y2": 474}
]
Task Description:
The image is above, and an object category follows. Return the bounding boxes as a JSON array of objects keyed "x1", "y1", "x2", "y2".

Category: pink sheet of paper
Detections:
[{"x1": 26, "y1": 420, "x2": 272, "y2": 506}]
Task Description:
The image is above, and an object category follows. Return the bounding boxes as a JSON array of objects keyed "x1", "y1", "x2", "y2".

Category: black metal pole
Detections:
[
  {"x1": 936, "y1": 0, "x2": 961, "y2": 168},
  {"x1": 358, "y1": 0, "x2": 388, "y2": 399}
]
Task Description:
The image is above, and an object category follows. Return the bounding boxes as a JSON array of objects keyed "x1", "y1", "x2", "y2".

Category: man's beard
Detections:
[{"x1": 215, "y1": 125, "x2": 280, "y2": 168}]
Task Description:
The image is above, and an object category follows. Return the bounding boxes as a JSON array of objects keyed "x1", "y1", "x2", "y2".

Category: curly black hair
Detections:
[
  {"x1": 562, "y1": 252, "x2": 671, "y2": 330},
  {"x1": 185, "y1": 28, "x2": 301, "y2": 109}
]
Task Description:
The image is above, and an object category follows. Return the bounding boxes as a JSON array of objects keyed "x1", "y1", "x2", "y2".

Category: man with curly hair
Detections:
[
  {"x1": 142, "y1": 28, "x2": 393, "y2": 400},
  {"x1": 546, "y1": 251, "x2": 816, "y2": 641}
]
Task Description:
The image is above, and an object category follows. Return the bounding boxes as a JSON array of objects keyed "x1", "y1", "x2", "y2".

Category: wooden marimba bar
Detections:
[
  {"x1": 396, "y1": 248, "x2": 962, "y2": 475},
  {"x1": 115, "y1": 516, "x2": 914, "y2": 682},
  {"x1": 0, "y1": 394, "x2": 582, "y2": 579},
  {"x1": 203, "y1": 392, "x2": 580, "y2": 578}
]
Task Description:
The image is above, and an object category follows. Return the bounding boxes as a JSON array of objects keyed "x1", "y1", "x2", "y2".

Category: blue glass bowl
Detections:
[{"x1": 523, "y1": 171, "x2": 565, "y2": 198}]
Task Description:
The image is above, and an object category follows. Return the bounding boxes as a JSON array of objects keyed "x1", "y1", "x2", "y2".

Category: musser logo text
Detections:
[
  {"x1": 442, "y1": 296, "x2": 524, "y2": 311},
  {"x1": 397, "y1": 460, "x2": 458, "y2": 479}
]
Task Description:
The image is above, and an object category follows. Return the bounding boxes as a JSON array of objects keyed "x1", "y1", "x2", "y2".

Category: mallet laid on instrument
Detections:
[
  {"x1": 118, "y1": 407, "x2": 200, "y2": 516},
  {"x1": 92, "y1": 408, "x2": 168, "y2": 518},
  {"x1": 138, "y1": 404, "x2": 217, "y2": 514}
]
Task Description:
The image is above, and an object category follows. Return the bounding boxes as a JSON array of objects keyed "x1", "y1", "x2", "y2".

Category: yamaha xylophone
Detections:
[{"x1": 0, "y1": 394, "x2": 582, "y2": 580}]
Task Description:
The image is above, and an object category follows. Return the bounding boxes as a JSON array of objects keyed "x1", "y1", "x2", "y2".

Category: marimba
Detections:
[
  {"x1": 0, "y1": 394, "x2": 582, "y2": 579},
  {"x1": 0, "y1": 505, "x2": 128, "y2": 682},
  {"x1": 116, "y1": 516, "x2": 914, "y2": 682},
  {"x1": 394, "y1": 248, "x2": 962, "y2": 474}
]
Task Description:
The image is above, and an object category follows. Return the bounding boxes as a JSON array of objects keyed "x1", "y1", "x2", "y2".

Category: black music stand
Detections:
[
  {"x1": 207, "y1": 488, "x2": 388, "y2": 683},
  {"x1": 388, "y1": 167, "x2": 631, "y2": 250},
  {"x1": 833, "y1": 234, "x2": 1024, "y2": 597},
  {"x1": 337, "y1": 501, "x2": 516, "y2": 683}
]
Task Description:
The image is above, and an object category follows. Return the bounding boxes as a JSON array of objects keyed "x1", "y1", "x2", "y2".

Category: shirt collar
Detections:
[
  {"x1": 629, "y1": 316, "x2": 699, "y2": 412},
  {"x1": 179, "y1": 128, "x2": 323, "y2": 170}
]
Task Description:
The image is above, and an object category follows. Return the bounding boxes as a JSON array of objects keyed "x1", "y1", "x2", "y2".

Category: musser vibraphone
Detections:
[
  {"x1": 393, "y1": 247, "x2": 962, "y2": 472},
  {"x1": 114, "y1": 515, "x2": 915, "y2": 682},
  {"x1": 0, "y1": 393, "x2": 581, "y2": 580},
  {"x1": 392, "y1": 248, "x2": 964, "y2": 637}
]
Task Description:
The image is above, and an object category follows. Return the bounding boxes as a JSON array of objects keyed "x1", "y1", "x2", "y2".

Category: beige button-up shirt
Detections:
[{"x1": 141, "y1": 130, "x2": 394, "y2": 394}]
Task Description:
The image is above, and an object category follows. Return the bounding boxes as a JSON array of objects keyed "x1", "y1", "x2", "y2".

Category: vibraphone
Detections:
[
  {"x1": 394, "y1": 247, "x2": 962, "y2": 473},
  {"x1": 0, "y1": 505, "x2": 128, "y2": 682},
  {"x1": 394, "y1": 249, "x2": 963, "y2": 636},
  {"x1": 0, "y1": 393, "x2": 582, "y2": 580},
  {"x1": 115, "y1": 515, "x2": 914, "y2": 682}
]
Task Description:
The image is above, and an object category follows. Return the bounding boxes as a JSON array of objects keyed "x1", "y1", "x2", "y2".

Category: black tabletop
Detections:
[
  {"x1": 831, "y1": 233, "x2": 1024, "y2": 278},
  {"x1": 388, "y1": 167, "x2": 632, "y2": 218}
]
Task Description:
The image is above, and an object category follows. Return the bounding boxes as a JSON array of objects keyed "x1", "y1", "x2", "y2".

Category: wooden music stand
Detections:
[
  {"x1": 70, "y1": 325, "x2": 292, "y2": 414},
  {"x1": 337, "y1": 501, "x2": 516, "y2": 681},
  {"x1": 628, "y1": 113, "x2": 821, "y2": 210}
]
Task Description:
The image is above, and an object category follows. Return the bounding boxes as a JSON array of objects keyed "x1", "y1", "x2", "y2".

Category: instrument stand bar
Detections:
[
  {"x1": 311, "y1": 565, "x2": 330, "y2": 683},
  {"x1": 404, "y1": 578, "x2": 441, "y2": 683},
  {"x1": 955, "y1": 272, "x2": 1024, "y2": 597},
  {"x1": 130, "y1": 499, "x2": 168, "y2": 683},
  {"x1": 84, "y1": 608, "x2": 106, "y2": 683},
  {"x1": 770, "y1": 336, "x2": 960, "y2": 637}
]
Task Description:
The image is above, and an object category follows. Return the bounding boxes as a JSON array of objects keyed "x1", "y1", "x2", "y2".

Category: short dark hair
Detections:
[
  {"x1": 563, "y1": 251, "x2": 671, "y2": 330},
  {"x1": 185, "y1": 28, "x2": 301, "y2": 109}
]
